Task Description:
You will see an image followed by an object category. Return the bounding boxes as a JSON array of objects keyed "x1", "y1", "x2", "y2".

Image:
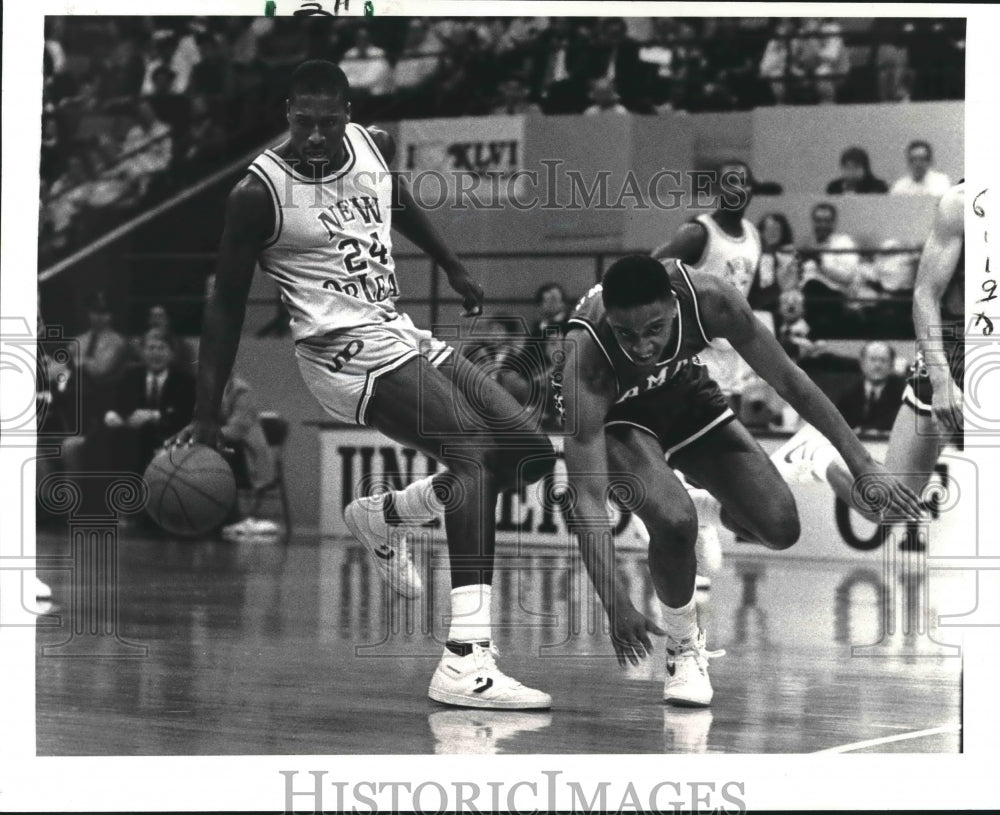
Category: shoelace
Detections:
[
  {"x1": 469, "y1": 642, "x2": 525, "y2": 689},
  {"x1": 670, "y1": 635, "x2": 726, "y2": 666}
]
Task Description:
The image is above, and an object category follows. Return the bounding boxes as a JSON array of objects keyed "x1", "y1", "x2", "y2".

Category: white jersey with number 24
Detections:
[{"x1": 248, "y1": 123, "x2": 399, "y2": 341}]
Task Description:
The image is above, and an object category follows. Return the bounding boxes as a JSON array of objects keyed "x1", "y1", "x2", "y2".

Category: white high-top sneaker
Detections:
[
  {"x1": 343, "y1": 493, "x2": 422, "y2": 598},
  {"x1": 428, "y1": 641, "x2": 552, "y2": 710},
  {"x1": 663, "y1": 629, "x2": 725, "y2": 707}
]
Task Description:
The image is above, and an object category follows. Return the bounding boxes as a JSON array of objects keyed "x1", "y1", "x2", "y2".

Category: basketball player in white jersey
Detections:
[
  {"x1": 655, "y1": 159, "x2": 764, "y2": 402},
  {"x1": 170, "y1": 61, "x2": 556, "y2": 710},
  {"x1": 651, "y1": 160, "x2": 764, "y2": 584},
  {"x1": 773, "y1": 182, "x2": 966, "y2": 530}
]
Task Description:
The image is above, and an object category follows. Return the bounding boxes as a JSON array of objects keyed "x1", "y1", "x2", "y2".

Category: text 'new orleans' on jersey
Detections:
[
  {"x1": 248, "y1": 123, "x2": 399, "y2": 341},
  {"x1": 567, "y1": 259, "x2": 714, "y2": 402}
]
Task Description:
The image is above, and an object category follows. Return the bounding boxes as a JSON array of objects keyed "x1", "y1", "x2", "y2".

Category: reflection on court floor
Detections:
[{"x1": 35, "y1": 530, "x2": 963, "y2": 755}]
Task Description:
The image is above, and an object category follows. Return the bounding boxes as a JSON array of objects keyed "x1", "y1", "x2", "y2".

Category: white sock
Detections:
[
  {"x1": 687, "y1": 487, "x2": 721, "y2": 528},
  {"x1": 447, "y1": 583, "x2": 492, "y2": 643},
  {"x1": 391, "y1": 474, "x2": 445, "y2": 524},
  {"x1": 662, "y1": 595, "x2": 699, "y2": 643}
]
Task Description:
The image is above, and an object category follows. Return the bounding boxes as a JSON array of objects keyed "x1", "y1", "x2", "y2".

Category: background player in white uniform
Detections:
[
  {"x1": 171, "y1": 61, "x2": 556, "y2": 710},
  {"x1": 654, "y1": 159, "x2": 765, "y2": 403}
]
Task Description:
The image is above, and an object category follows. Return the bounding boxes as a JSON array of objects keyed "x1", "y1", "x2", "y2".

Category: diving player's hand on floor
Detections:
[
  {"x1": 607, "y1": 601, "x2": 666, "y2": 667},
  {"x1": 852, "y1": 460, "x2": 924, "y2": 521},
  {"x1": 931, "y1": 378, "x2": 964, "y2": 435}
]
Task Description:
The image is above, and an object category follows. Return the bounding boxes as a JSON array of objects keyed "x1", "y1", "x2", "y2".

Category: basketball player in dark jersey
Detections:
[
  {"x1": 559, "y1": 255, "x2": 921, "y2": 706},
  {"x1": 776, "y1": 182, "x2": 965, "y2": 519}
]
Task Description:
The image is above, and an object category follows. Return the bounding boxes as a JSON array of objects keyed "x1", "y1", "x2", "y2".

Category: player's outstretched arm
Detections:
[
  {"x1": 702, "y1": 275, "x2": 923, "y2": 519},
  {"x1": 651, "y1": 221, "x2": 707, "y2": 265},
  {"x1": 170, "y1": 175, "x2": 270, "y2": 449},
  {"x1": 562, "y1": 331, "x2": 664, "y2": 665},
  {"x1": 371, "y1": 128, "x2": 484, "y2": 317},
  {"x1": 912, "y1": 185, "x2": 965, "y2": 433}
]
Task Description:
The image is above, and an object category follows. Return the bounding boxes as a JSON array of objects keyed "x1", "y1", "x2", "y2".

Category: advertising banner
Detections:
[{"x1": 317, "y1": 427, "x2": 967, "y2": 560}]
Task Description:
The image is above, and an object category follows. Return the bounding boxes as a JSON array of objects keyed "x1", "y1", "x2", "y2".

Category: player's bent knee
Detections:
[
  {"x1": 764, "y1": 511, "x2": 800, "y2": 550},
  {"x1": 644, "y1": 506, "x2": 698, "y2": 552},
  {"x1": 490, "y1": 435, "x2": 557, "y2": 487}
]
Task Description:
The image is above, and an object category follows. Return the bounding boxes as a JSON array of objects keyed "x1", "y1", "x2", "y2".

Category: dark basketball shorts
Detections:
[
  {"x1": 902, "y1": 328, "x2": 965, "y2": 417},
  {"x1": 553, "y1": 359, "x2": 735, "y2": 460}
]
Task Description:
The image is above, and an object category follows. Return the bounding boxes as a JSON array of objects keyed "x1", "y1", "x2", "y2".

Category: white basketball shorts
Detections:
[{"x1": 295, "y1": 313, "x2": 453, "y2": 426}]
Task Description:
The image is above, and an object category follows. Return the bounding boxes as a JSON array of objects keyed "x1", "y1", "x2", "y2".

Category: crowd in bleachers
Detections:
[{"x1": 38, "y1": 16, "x2": 964, "y2": 266}]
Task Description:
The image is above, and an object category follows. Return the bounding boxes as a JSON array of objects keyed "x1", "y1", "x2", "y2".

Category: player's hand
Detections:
[
  {"x1": 445, "y1": 263, "x2": 485, "y2": 317},
  {"x1": 854, "y1": 460, "x2": 924, "y2": 521},
  {"x1": 166, "y1": 418, "x2": 230, "y2": 453},
  {"x1": 607, "y1": 601, "x2": 666, "y2": 667},
  {"x1": 931, "y1": 378, "x2": 963, "y2": 435}
]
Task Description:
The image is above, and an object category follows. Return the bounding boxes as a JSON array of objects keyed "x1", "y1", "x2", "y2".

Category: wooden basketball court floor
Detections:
[{"x1": 34, "y1": 528, "x2": 963, "y2": 756}]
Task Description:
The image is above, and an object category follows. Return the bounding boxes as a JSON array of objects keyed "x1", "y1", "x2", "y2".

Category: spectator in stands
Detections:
[
  {"x1": 533, "y1": 282, "x2": 570, "y2": 338},
  {"x1": 40, "y1": 114, "x2": 63, "y2": 186},
  {"x1": 776, "y1": 288, "x2": 825, "y2": 362},
  {"x1": 870, "y1": 18, "x2": 911, "y2": 102},
  {"x1": 146, "y1": 66, "x2": 192, "y2": 152},
  {"x1": 494, "y1": 16, "x2": 547, "y2": 77},
  {"x1": 45, "y1": 155, "x2": 95, "y2": 248},
  {"x1": 802, "y1": 18, "x2": 849, "y2": 104},
  {"x1": 756, "y1": 212, "x2": 801, "y2": 296},
  {"x1": 142, "y1": 28, "x2": 199, "y2": 96},
  {"x1": 800, "y1": 202, "x2": 860, "y2": 335},
  {"x1": 225, "y1": 18, "x2": 271, "y2": 69},
  {"x1": 872, "y1": 238, "x2": 919, "y2": 295},
  {"x1": 638, "y1": 17, "x2": 680, "y2": 108},
  {"x1": 870, "y1": 238, "x2": 920, "y2": 336},
  {"x1": 835, "y1": 341, "x2": 905, "y2": 432},
  {"x1": 584, "y1": 78, "x2": 628, "y2": 115},
  {"x1": 826, "y1": 146, "x2": 889, "y2": 194},
  {"x1": 131, "y1": 304, "x2": 197, "y2": 376},
  {"x1": 44, "y1": 19, "x2": 67, "y2": 76},
  {"x1": 219, "y1": 374, "x2": 281, "y2": 539},
  {"x1": 302, "y1": 18, "x2": 345, "y2": 64},
  {"x1": 97, "y1": 328, "x2": 196, "y2": 479},
  {"x1": 185, "y1": 94, "x2": 229, "y2": 172},
  {"x1": 83, "y1": 143, "x2": 144, "y2": 217},
  {"x1": 120, "y1": 101, "x2": 173, "y2": 197},
  {"x1": 759, "y1": 18, "x2": 797, "y2": 105},
  {"x1": 100, "y1": 38, "x2": 146, "y2": 109},
  {"x1": 662, "y1": 20, "x2": 709, "y2": 112},
  {"x1": 72, "y1": 291, "x2": 135, "y2": 432},
  {"x1": 531, "y1": 17, "x2": 591, "y2": 114},
  {"x1": 188, "y1": 29, "x2": 233, "y2": 101},
  {"x1": 340, "y1": 27, "x2": 392, "y2": 99},
  {"x1": 588, "y1": 17, "x2": 643, "y2": 109},
  {"x1": 890, "y1": 140, "x2": 951, "y2": 196},
  {"x1": 393, "y1": 19, "x2": 442, "y2": 86},
  {"x1": 492, "y1": 78, "x2": 542, "y2": 115}
]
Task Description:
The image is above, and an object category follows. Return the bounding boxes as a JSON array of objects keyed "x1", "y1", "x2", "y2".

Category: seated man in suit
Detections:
[
  {"x1": 98, "y1": 328, "x2": 196, "y2": 477},
  {"x1": 835, "y1": 340, "x2": 905, "y2": 433}
]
